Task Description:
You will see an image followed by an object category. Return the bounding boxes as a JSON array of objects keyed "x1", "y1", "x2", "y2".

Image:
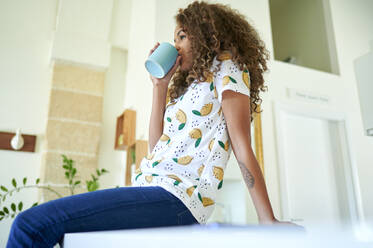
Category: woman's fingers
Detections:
[
  {"x1": 163, "y1": 55, "x2": 181, "y2": 81},
  {"x1": 148, "y1": 42, "x2": 160, "y2": 57},
  {"x1": 164, "y1": 55, "x2": 181, "y2": 79}
]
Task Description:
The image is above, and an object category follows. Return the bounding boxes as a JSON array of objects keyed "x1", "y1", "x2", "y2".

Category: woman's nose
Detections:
[{"x1": 174, "y1": 43, "x2": 180, "y2": 51}]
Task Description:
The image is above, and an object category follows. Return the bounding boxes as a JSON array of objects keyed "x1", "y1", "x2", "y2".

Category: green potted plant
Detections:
[{"x1": 0, "y1": 154, "x2": 112, "y2": 222}]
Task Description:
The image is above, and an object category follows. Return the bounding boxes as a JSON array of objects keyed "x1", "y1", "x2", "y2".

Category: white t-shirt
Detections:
[{"x1": 132, "y1": 53, "x2": 251, "y2": 224}]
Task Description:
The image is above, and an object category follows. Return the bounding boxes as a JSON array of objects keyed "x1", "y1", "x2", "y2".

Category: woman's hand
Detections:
[
  {"x1": 260, "y1": 217, "x2": 304, "y2": 228},
  {"x1": 148, "y1": 42, "x2": 181, "y2": 88}
]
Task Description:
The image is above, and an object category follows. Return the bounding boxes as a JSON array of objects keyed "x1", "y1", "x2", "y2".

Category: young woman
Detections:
[{"x1": 7, "y1": 1, "x2": 296, "y2": 247}]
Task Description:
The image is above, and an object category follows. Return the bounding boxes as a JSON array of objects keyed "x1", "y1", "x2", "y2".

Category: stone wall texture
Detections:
[{"x1": 40, "y1": 61, "x2": 105, "y2": 201}]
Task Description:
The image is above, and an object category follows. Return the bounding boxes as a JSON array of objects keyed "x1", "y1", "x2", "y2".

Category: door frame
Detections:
[{"x1": 272, "y1": 100, "x2": 363, "y2": 226}]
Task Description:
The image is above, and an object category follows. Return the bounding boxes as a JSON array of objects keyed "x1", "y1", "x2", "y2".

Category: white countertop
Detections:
[{"x1": 62, "y1": 222, "x2": 373, "y2": 248}]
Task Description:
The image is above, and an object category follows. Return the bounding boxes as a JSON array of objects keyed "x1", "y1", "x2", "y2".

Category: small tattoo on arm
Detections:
[{"x1": 238, "y1": 162, "x2": 255, "y2": 188}]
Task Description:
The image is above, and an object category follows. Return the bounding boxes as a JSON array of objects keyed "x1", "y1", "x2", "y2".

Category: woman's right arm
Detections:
[
  {"x1": 148, "y1": 85, "x2": 168, "y2": 152},
  {"x1": 147, "y1": 42, "x2": 181, "y2": 152}
]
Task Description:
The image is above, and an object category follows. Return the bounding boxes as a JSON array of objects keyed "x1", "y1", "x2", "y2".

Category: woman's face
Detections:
[{"x1": 174, "y1": 25, "x2": 193, "y2": 72}]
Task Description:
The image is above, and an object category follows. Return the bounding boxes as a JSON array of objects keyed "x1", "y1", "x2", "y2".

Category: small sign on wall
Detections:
[{"x1": 286, "y1": 88, "x2": 330, "y2": 105}]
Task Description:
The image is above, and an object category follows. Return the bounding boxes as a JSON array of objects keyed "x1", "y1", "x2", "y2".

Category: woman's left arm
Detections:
[{"x1": 221, "y1": 90, "x2": 284, "y2": 225}]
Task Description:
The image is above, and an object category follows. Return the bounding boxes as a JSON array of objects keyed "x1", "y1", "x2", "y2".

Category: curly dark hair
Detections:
[{"x1": 168, "y1": 1, "x2": 270, "y2": 122}]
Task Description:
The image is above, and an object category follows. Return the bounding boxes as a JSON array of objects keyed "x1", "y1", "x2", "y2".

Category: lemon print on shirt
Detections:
[
  {"x1": 189, "y1": 128, "x2": 202, "y2": 148},
  {"x1": 213, "y1": 83, "x2": 218, "y2": 98},
  {"x1": 145, "y1": 174, "x2": 159, "y2": 183},
  {"x1": 218, "y1": 139, "x2": 230, "y2": 151},
  {"x1": 167, "y1": 174, "x2": 183, "y2": 186},
  {"x1": 175, "y1": 109, "x2": 187, "y2": 130},
  {"x1": 173, "y1": 155, "x2": 193, "y2": 165},
  {"x1": 160, "y1": 133, "x2": 171, "y2": 145},
  {"x1": 135, "y1": 167, "x2": 142, "y2": 181},
  {"x1": 152, "y1": 157, "x2": 164, "y2": 168},
  {"x1": 197, "y1": 192, "x2": 215, "y2": 207},
  {"x1": 213, "y1": 166, "x2": 224, "y2": 190},
  {"x1": 166, "y1": 101, "x2": 177, "y2": 109},
  {"x1": 145, "y1": 153, "x2": 155, "y2": 160},
  {"x1": 222, "y1": 75, "x2": 238, "y2": 86},
  {"x1": 208, "y1": 138, "x2": 215, "y2": 151},
  {"x1": 197, "y1": 164, "x2": 205, "y2": 177},
  {"x1": 187, "y1": 185, "x2": 197, "y2": 197},
  {"x1": 192, "y1": 103, "x2": 213, "y2": 116},
  {"x1": 242, "y1": 69, "x2": 251, "y2": 89}
]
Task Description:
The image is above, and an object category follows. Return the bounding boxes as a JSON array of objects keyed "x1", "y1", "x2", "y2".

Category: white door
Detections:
[{"x1": 274, "y1": 103, "x2": 358, "y2": 228}]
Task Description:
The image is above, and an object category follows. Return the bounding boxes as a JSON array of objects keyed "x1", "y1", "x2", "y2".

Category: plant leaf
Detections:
[
  {"x1": 87, "y1": 181, "x2": 98, "y2": 192},
  {"x1": 36, "y1": 178, "x2": 40, "y2": 184},
  {"x1": 18, "y1": 202, "x2": 23, "y2": 211},
  {"x1": 3, "y1": 207, "x2": 9, "y2": 214},
  {"x1": 11, "y1": 203, "x2": 16, "y2": 212},
  {"x1": 23, "y1": 177, "x2": 27, "y2": 185},
  {"x1": 1, "y1": 186, "x2": 8, "y2": 192},
  {"x1": 12, "y1": 178, "x2": 17, "y2": 188}
]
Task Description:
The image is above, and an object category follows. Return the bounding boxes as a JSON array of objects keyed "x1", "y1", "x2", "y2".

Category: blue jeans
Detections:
[{"x1": 6, "y1": 186, "x2": 199, "y2": 247}]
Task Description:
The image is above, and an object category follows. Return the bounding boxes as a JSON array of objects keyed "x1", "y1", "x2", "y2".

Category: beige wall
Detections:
[{"x1": 40, "y1": 62, "x2": 106, "y2": 201}]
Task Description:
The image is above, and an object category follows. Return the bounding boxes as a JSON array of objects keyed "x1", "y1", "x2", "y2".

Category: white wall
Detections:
[
  {"x1": 52, "y1": 0, "x2": 113, "y2": 68},
  {"x1": 328, "y1": 0, "x2": 373, "y2": 221},
  {"x1": 98, "y1": 48, "x2": 128, "y2": 189},
  {"x1": 0, "y1": 0, "x2": 58, "y2": 244},
  {"x1": 122, "y1": 0, "x2": 157, "y2": 143}
]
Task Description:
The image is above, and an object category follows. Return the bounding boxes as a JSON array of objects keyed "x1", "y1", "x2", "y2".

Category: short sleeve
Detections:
[{"x1": 214, "y1": 59, "x2": 251, "y2": 103}]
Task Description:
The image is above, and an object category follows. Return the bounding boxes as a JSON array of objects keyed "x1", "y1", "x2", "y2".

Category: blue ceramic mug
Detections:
[{"x1": 145, "y1": 42, "x2": 179, "y2": 78}]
